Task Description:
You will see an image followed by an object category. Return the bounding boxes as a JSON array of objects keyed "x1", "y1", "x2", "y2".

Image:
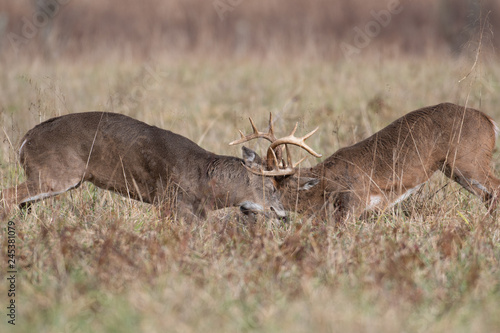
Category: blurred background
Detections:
[{"x1": 1, "y1": 0, "x2": 499, "y2": 61}]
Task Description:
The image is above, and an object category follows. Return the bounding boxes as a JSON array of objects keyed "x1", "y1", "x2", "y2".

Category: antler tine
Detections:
[
  {"x1": 229, "y1": 113, "x2": 278, "y2": 146},
  {"x1": 249, "y1": 117, "x2": 259, "y2": 135},
  {"x1": 302, "y1": 126, "x2": 319, "y2": 140},
  {"x1": 285, "y1": 144, "x2": 292, "y2": 169},
  {"x1": 269, "y1": 129, "x2": 322, "y2": 158},
  {"x1": 265, "y1": 143, "x2": 281, "y2": 171},
  {"x1": 242, "y1": 162, "x2": 296, "y2": 177},
  {"x1": 283, "y1": 144, "x2": 308, "y2": 169},
  {"x1": 289, "y1": 122, "x2": 298, "y2": 137},
  {"x1": 268, "y1": 113, "x2": 275, "y2": 137},
  {"x1": 292, "y1": 156, "x2": 308, "y2": 168}
]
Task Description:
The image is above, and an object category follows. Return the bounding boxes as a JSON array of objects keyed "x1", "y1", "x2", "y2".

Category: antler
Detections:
[
  {"x1": 229, "y1": 113, "x2": 284, "y2": 169},
  {"x1": 231, "y1": 114, "x2": 322, "y2": 177},
  {"x1": 265, "y1": 122, "x2": 322, "y2": 172},
  {"x1": 229, "y1": 113, "x2": 277, "y2": 145}
]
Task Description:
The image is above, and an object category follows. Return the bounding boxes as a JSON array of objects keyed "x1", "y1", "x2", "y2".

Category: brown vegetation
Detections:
[
  {"x1": 1, "y1": 0, "x2": 500, "y2": 331},
  {"x1": 1, "y1": 0, "x2": 499, "y2": 59},
  {"x1": 1, "y1": 55, "x2": 499, "y2": 332}
]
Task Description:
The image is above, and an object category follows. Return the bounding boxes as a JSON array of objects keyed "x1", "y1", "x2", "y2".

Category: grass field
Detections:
[{"x1": 1, "y1": 53, "x2": 500, "y2": 332}]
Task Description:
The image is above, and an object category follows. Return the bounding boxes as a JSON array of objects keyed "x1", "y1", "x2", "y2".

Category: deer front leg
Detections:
[
  {"x1": 168, "y1": 190, "x2": 208, "y2": 222},
  {"x1": 329, "y1": 191, "x2": 357, "y2": 223}
]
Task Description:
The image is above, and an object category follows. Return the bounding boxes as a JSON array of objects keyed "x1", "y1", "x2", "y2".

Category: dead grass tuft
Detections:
[{"x1": 1, "y1": 54, "x2": 500, "y2": 331}]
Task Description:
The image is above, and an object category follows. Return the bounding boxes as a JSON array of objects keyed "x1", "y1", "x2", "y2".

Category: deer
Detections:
[
  {"x1": 0, "y1": 112, "x2": 317, "y2": 221},
  {"x1": 231, "y1": 103, "x2": 500, "y2": 222}
]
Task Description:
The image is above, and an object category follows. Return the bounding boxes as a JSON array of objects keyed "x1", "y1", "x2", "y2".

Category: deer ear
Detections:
[
  {"x1": 241, "y1": 146, "x2": 263, "y2": 167},
  {"x1": 298, "y1": 178, "x2": 320, "y2": 191}
]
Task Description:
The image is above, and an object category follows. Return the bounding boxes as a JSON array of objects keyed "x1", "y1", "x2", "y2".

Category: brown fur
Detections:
[
  {"x1": 1, "y1": 112, "x2": 285, "y2": 220},
  {"x1": 273, "y1": 103, "x2": 500, "y2": 221}
]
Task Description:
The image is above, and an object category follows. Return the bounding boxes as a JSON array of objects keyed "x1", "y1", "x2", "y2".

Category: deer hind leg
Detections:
[
  {"x1": 443, "y1": 162, "x2": 500, "y2": 214},
  {"x1": 1, "y1": 181, "x2": 43, "y2": 216},
  {"x1": 1, "y1": 174, "x2": 82, "y2": 217}
]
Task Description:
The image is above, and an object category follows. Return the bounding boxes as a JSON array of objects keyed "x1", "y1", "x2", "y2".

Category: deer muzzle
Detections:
[{"x1": 239, "y1": 201, "x2": 287, "y2": 218}]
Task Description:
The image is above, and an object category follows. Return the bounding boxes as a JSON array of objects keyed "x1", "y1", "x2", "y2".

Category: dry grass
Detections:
[{"x1": 1, "y1": 53, "x2": 500, "y2": 332}]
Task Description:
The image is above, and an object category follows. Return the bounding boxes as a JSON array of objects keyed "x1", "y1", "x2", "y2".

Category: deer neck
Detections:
[{"x1": 203, "y1": 155, "x2": 250, "y2": 208}]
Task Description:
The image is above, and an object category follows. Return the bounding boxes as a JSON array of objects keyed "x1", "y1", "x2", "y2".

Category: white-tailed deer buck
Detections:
[
  {"x1": 0, "y1": 112, "x2": 319, "y2": 220},
  {"x1": 232, "y1": 103, "x2": 500, "y2": 221}
]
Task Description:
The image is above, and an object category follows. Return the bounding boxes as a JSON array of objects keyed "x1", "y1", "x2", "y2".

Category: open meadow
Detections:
[
  {"x1": 0, "y1": 54, "x2": 499, "y2": 332},
  {"x1": 1, "y1": 0, "x2": 500, "y2": 332}
]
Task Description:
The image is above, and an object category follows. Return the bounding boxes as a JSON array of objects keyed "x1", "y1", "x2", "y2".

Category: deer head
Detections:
[{"x1": 229, "y1": 113, "x2": 323, "y2": 211}]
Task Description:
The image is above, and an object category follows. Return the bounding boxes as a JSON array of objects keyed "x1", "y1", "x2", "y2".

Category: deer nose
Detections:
[
  {"x1": 239, "y1": 201, "x2": 264, "y2": 215},
  {"x1": 239, "y1": 201, "x2": 287, "y2": 219}
]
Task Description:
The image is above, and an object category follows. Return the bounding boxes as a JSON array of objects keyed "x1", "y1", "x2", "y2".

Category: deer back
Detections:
[
  {"x1": 15, "y1": 112, "x2": 285, "y2": 218},
  {"x1": 276, "y1": 103, "x2": 499, "y2": 217}
]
